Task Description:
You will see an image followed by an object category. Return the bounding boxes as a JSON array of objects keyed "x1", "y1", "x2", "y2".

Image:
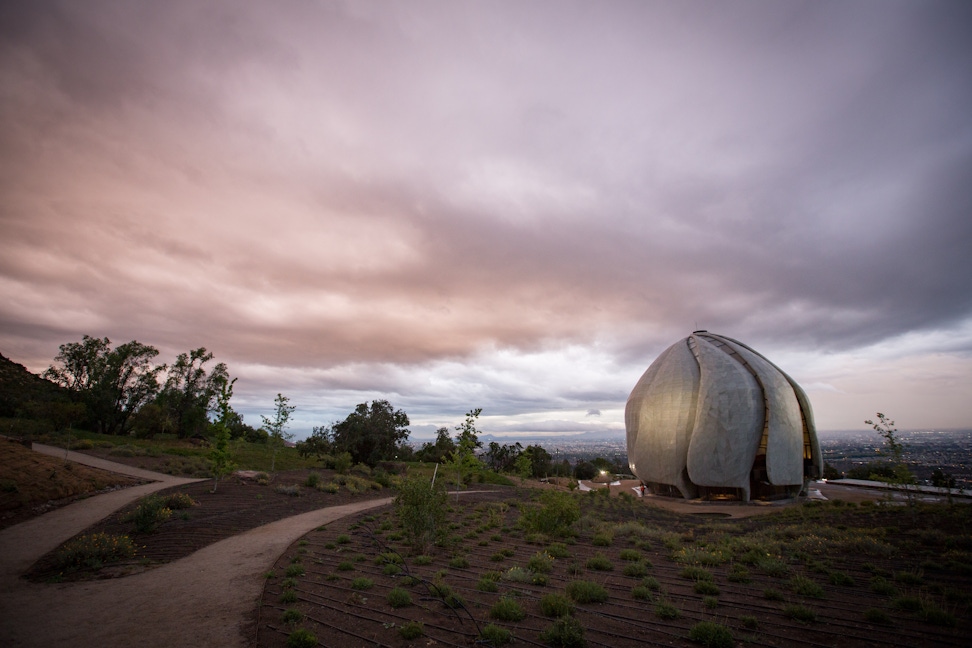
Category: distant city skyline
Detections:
[{"x1": 2, "y1": 1, "x2": 971, "y2": 439}]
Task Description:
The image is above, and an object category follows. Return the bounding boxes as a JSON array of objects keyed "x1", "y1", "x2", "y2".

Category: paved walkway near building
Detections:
[{"x1": 0, "y1": 448, "x2": 393, "y2": 647}]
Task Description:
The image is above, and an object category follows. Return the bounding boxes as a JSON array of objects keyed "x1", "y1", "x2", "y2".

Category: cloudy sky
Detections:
[{"x1": 2, "y1": 0, "x2": 970, "y2": 440}]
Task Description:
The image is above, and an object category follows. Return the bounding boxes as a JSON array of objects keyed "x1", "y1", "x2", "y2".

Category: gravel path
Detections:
[{"x1": 0, "y1": 447, "x2": 393, "y2": 647}]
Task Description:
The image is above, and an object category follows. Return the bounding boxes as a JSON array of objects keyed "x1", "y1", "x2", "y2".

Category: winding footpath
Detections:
[{"x1": 0, "y1": 445, "x2": 393, "y2": 647}]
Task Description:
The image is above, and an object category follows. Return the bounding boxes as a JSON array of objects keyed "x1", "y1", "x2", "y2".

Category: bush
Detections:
[
  {"x1": 694, "y1": 581, "x2": 720, "y2": 596},
  {"x1": 740, "y1": 615, "x2": 759, "y2": 630},
  {"x1": 387, "y1": 587, "x2": 412, "y2": 608},
  {"x1": 477, "y1": 575, "x2": 500, "y2": 592},
  {"x1": 791, "y1": 575, "x2": 824, "y2": 598},
  {"x1": 449, "y1": 555, "x2": 470, "y2": 568},
  {"x1": 285, "y1": 564, "x2": 305, "y2": 578},
  {"x1": 282, "y1": 608, "x2": 304, "y2": 625},
  {"x1": 395, "y1": 476, "x2": 447, "y2": 553},
  {"x1": 539, "y1": 615, "x2": 586, "y2": 648},
  {"x1": 727, "y1": 564, "x2": 751, "y2": 583},
  {"x1": 863, "y1": 608, "x2": 891, "y2": 624},
  {"x1": 480, "y1": 624, "x2": 513, "y2": 645},
  {"x1": 275, "y1": 484, "x2": 301, "y2": 497},
  {"x1": 565, "y1": 580, "x2": 608, "y2": 604},
  {"x1": 586, "y1": 552, "x2": 613, "y2": 571},
  {"x1": 54, "y1": 533, "x2": 135, "y2": 571},
  {"x1": 631, "y1": 585, "x2": 654, "y2": 601},
  {"x1": 519, "y1": 491, "x2": 580, "y2": 536},
  {"x1": 529, "y1": 551, "x2": 555, "y2": 573},
  {"x1": 784, "y1": 604, "x2": 818, "y2": 623},
  {"x1": 286, "y1": 628, "x2": 317, "y2": 648},
  {"x1": 619, "y1": 548, "x2": 641, "y2": 561},
  {"x1": 679, "y1": 566, "x2": 712, "y2": 581},
  {"x1": 870, "y1": 576, "x2": 898, "y2": 597},
  {"x1": 304, "y1": 472, "x2": 321, "y2": 487},
  {"x1": 399, "y1": 621, "x2": 424, "y2": 640},
  {"x1": 829, "y1": 571, "x2": 855, "y2": 586},
  {"x1": 655, "y1": 599, "x2": 680, "y2": 619},
  {"x1": 764, "y1": 588, "x2": 784, "y2": 601},
  {"x1": 689, "y1": 621, "x2": 733, "y2": 648},
  {"x1": 623, "y1": 562, "x2": 649, "y2": 578},
  {"x1": 351, "y1": 577, "x2": 373, "y2": 590},
  {"x1": 547, "y1": 542, "x2": 570, "y2": 558},
  {"x1": 123, "y1": 495, "x2": 173, "y2": 533},
  {"x1": 540, "y1": 593, "x2": 575, "y2": 617},
  {"x1": 490, "y1": 596, "x2": 526, "y2": 622}
]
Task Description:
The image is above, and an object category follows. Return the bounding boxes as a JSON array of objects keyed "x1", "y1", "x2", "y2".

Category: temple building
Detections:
[{"x1": 625, "y1": 331, "x2": 822, "y2": 502}]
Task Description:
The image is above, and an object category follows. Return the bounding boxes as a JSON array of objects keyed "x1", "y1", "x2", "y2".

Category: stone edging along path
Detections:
[{"x1": 0, "y1": 445, "x2": 393, "y2": 647}]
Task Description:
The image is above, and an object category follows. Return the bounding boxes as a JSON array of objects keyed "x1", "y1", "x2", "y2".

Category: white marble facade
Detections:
[{"x1": 625, "y1": 332, "x2": 822, "y2": 501}]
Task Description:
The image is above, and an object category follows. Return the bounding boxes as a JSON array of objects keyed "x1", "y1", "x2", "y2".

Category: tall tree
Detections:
[
  {"x1": 45, "y1": 336, "x2": 163, "y2": 435},
  {"x1": 263, "y1": 393, "x2": 296, "y2": 472},
  {"x1": 209, "y1": 378, "x2": 237, "y2": 492},
  {"x1": 447, "y1": 408, "x2": 484, "y2": 494},
  {"x1": 157, "y1": 348, "x2": 228, "y2": 438},
  {"x1": 330, "y1": 400, "x2": 410, "y2": 467},
  {"x1": 416, "y1": 427, "x2": 457, "y2": 463}
]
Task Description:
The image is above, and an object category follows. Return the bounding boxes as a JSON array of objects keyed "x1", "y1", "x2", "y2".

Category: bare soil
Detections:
[
  {"x1": 0, "y1": 438, "x2": 145, "y2": 530},
  {"x1": 257, "y1": 490, "x2": 971, "y2": 648}
]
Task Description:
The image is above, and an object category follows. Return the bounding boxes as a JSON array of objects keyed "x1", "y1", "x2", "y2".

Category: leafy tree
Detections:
[
  {"x1": 209, "y1": 378, "x2": 237, "y2": 491},
  {"x1": 395, "y1": 475, "x2": 447, "y2": 553},
  {"x1": 416, "y1": 427, "x2": 457, "y2": 463},
  {"x1": 263, "y1": 393, "x2": 296, "y2": 472},
  {"x1": 522, "y1": 445, "x2": 552, "y2": 478},
  {"x1": 157, "y1": 348, "x2": 228, "y2": 438},
  {"x1": 296, "y1": 425, "x2": 333, "y2": 459},
  {"x1": 865, "y1": 412, "x2": 917, "y2": 502},
  {"x1": 447, "y1": 408, "x2": 484, "y2": 492},
  {"x1": 573, "y1": 461, "x2": 597, "y2": 480},
  {"x1": 931, "y1": 468, "x2": 956, "y2": 489},
  {"x1": 822, "y1": 462, "x2": 842, "y2": 480},
  {"x1": 45, "y1": 336, "x2": 164, "y2": 435},
  {"x1": 330, "y1": 400, "x2": 410, "y2": 467},
  {"x1": 483, "y1": 441, "x2": 523, "y2": 473}
]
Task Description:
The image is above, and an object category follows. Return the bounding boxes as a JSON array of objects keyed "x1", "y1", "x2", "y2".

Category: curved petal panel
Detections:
[
  {"x1": 718, "y1": 337, "x2": 803, "y2": 485},
  {"x1": 625, "y1": 339, "x2": 699, "y2": 497},
  {"x1": 686, "y1": 335, "x2": 763, "y2": 491}
]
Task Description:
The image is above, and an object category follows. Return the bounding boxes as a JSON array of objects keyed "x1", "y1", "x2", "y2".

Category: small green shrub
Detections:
[
  {"x1": 756, "y1": 556, "x2": 790, "y2": 578},
  {"x1": 399, "y1": 621, "x2": 424, "y2": 640},
  {"x1": 336, "y1": 561, "x2": 354, "y2": 571},
  {"x1": 703, "y1": 595, "x2": 719, "y2": 609},
  {"x1": 279, "y1": 589, "x2": 297, "y2": 603},
  {"x1": 336, "y1": 534, "x2": 351, "y2": 544},
  {"x1": 920, "y1": 601, "x2": 956, "y2": 627},
  {"x1": 688, "y1": 621, "x2": 733, "y2": 648},
  {"x1": 304, "y1": 472, "x2": 321, "y2": 487},
  {"x1": 539, "y1": 615, "x2": 586, "y2": 648},
  {"x1": 477, "y1": 575, "x2": 500, "y2": 592},
  {"x1": 592, "y1": 531, "x2": 614, "y2": 547},
  {"x1": 413, "y1": 554, "x2": 433, "y2": 565},
  {"x1": 565, "y1": 580, "x2": 609, "y2": 604},
  {"x1": 764, "y1": 588, "x2": 784, "y2": 601},
  {"x1": 791, "y1": 575, "x2": 824, "y2": 598},
  {"x1": 694, "y1": 580, "x2": 720, "y2": 596},
  {"x1": 655, "y1": 599, "x2": 680, "y2": 619},
  {"x1": 870, "y1": 576, "x2": 898, "y2": 597},
  {"x1": 387, "y1": 587, "x2": 412, "y2": 608},
  {"x1": 351, "y1": 577, "x2": 373, "y2": 590},
  {"x1": 547, "y1": 542, "x2": 570, "y2": 558},
  {"x1": 622, "y1": 561, "x2": 649, "y2": 578},
  {"x1": 631, "y1": 585, "x2": 654, "y2": 601},
  {"x1": 286, "y1": 628, "x2": 317, "y2": 648},
  {"x1": 586, "y1": 552, "x2": 613, "y2": 571},
  {"x1": 282, "y1": 608, "x2": 304, "y2": 625},
  {"x1": 519, "y1": 490, "x2": 581, "y2": 536},
  {"x1": 541, "y1": 593, "x2": 575, "y2": 617},
  {"x1": 275, "y1": 484, "x2": 301, "y2": 497},
  {"x1": 123, "y1": 496, "x2": 173, "y2": 533},
  {"x1": 480, "y1": 624, "x2": 513, "y2": 645},
  {"x1": 727, "y1": 564, "x2": 751, "y2": 583},
  {"x1": 829, "y1": 571, "x2": 855, "y2": 586},
  {"x1": 740, "y1": 615, "x2": 759, "y2": 630},
  {"x1": 285, "y1": 564, "x2": 305, "y2": 578},
  {"x1": 784, "y1": 604, "x2": 817, "y2": 623},
  {"x1": 679, "y1": 566, "x2": 712, "y2": 581},
  {"x1": 382, "y1": 563, "x2": 401, "y2": 575},
  {"x1": 894, "y1": 570, "x2": 923, "y2": 586},
  {"x1": 490, "y1": 596, "x2": 526, "y2": 622},
  {"x1": 54, "y1": 533, "x2": 136, "y2": 571},
  {"x1": 529, "y1": 551, "x2": 555, "y2": 573},
  {"x1": 449, "y1": 555, "x2": 470, "y2": 568},
  {"x1": 863, "y1": 608, "x2": 891, "y2": 624},
  {"x1": 619, "y1": 548, "x2": 641, "y2": 561},
  {"x1": 641, "y1": 576, "x2": 661, "y2": 591},
  {"x1": 281, "y1": 577, "x2": 298, "y2": 588}
]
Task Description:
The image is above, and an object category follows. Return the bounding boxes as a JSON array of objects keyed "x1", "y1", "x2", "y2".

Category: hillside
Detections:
[{"x1": 0, "y1": 352, "x2": 71, "y2": 419}]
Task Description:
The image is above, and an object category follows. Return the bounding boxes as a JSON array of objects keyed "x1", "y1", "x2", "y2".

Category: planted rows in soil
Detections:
[{"x1": 258, "y1": 491, "x2": 971, "y2": 648}]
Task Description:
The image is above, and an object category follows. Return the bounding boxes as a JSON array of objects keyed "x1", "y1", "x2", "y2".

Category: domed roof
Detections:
[{"x1": 625, "y1": 332, "x2": 821, "y2": 501}]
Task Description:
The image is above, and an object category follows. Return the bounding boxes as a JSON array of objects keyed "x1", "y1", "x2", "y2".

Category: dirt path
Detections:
[{"x1": 0, "y1": 449, "x2": 394, "y2": 647}]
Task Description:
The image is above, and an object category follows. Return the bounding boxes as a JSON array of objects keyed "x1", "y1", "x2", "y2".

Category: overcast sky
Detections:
[{"x1": 2, "y1": 1, "x2": 970, "y2": 440}]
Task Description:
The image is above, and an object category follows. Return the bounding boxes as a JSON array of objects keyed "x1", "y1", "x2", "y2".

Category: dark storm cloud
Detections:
[{"x1": 1, "y1": 1, "x2": 970, "y2": 431}]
